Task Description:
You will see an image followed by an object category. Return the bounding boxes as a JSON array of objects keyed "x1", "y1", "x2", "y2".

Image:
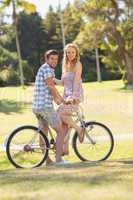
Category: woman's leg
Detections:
[
  {"x1": 54, "y1": 122, "x2": 64, "y2": 162},
  {"x1": 62, "y1": 122, "x2": 69, "y2": 155},
  {"x1": 60, "y1": 112, "x2": 85, "y2": 143},
  {"x1": 60, "y1": 113, "x2": 80, "y2": 132}
]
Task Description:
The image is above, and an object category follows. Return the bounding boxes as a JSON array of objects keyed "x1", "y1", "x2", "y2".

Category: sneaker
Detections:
[{"x1": 55, "y1": 160, "x2": 70, "y2": 165}]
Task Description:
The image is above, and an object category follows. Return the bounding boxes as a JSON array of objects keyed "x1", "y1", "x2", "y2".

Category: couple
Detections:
[{"x1": 32, "y1": 43, "x2": 84, "y2": 164}]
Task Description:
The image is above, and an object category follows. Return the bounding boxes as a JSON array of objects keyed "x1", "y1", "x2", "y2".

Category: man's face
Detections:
[{"x1": 47, "y1": 55, "x2": 59, "y2": 68}]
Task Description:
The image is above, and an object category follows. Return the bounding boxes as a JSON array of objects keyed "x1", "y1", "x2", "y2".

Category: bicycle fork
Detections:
[{"x1": 80, "y1": 120, "x2": 96, "y2": 145}]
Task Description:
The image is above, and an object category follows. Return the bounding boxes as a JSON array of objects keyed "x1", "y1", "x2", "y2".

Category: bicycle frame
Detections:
[{"x1": 42, "y1": 104, "x2": 96, "y2": 150}]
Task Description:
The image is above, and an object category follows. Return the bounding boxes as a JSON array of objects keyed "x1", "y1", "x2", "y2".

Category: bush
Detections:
[
  {"x1": 22, "y1": 61, "x2": 34, "y2": 83},
  {"x1": 0, "y1": 67, "x2": 20, "y2": 86},
  {"x1": 0, "y1": 61, "x2": 34, "y2": 86}
]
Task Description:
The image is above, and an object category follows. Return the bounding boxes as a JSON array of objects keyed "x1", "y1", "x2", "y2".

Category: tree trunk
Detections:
[
  {"x1": 95, "y1": 48, "x2": 102, "y2": 82},
  {"x1": 124, "y1": 52, "x2": 133, "y2": 89},
  {"x1": 15, "y1": 24, "x2": 24, "y2": 86},
  {"x1": 12, "y1": 0, "x2": 24, "y2": 86},
  {"x1": 111, "y1": 27, "x2": 133, "y2": 88}
]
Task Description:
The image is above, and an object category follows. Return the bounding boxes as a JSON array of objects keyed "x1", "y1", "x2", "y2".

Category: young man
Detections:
[{"x1": 32, "y1": 50, "x2": 64, "y2": 163}]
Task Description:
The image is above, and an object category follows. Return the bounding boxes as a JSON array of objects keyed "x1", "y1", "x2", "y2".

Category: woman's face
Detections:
[{"x1": 66, "y1": 47, "x2": 77, "y2": 62}]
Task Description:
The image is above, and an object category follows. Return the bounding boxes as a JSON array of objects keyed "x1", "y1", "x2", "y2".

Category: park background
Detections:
[{"x1": 0, "y1": 0, "x2": 133, "y2": 200}]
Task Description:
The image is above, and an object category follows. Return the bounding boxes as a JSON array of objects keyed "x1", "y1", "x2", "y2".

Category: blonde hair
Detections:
[{"x1": 62, "y1": 43, "x2": 80, "y2": 72}]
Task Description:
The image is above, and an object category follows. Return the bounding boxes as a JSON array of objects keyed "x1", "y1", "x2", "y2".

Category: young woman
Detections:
[{"x1": 55, "y1": 43, "x2": 84, "y2": 155}]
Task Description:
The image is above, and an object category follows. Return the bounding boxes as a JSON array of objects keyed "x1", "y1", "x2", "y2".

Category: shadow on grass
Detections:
[
  {"x1": 0, "y1": 159, "x2": 133, "y2": 188},
  {"x1": 0, "y1": 100, "x2": 31, "y2": 114},
  {"x1": 111, "y1": 157, "x2": 133, "y2": 165},
  {"x1": 0, "y1": 165, "x2": 132, "y2": 188},
  {"x1": 114, "y1": 86, "x2": 133, "y2": 93}
]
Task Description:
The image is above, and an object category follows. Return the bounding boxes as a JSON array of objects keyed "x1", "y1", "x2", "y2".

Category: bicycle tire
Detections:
[
  {"x1": 72, "y1": 121, "x2": 114, "y2": 162},
  {"x1": 6, "y1": 125, "x2": 49, "y2": 168}
]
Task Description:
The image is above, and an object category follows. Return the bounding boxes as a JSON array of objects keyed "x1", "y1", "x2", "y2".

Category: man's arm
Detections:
[{"x1": 45, "y1": 77, "x2": 64, "y2": 105}]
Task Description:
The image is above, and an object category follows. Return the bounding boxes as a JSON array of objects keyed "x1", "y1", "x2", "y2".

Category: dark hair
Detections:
[{"x1": 44, "y1": 49, "x2": 59, "y2": 60}]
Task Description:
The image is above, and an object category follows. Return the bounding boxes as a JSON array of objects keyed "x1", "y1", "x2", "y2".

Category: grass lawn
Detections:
[
  {"x1": 0, "y1": 80, "x2": 133, "y2": 200},
  {"x1": 0, "y1": 160, "x2": 133, "y2": 200}
]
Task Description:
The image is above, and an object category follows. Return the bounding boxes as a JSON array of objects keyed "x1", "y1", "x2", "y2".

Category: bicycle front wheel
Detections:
[
  {"x1": 73, "y1": 121, "x2": 114, "y2": 162},
  {"x1": 6, "y1": 126, "x2": 49, "y2": 168}
]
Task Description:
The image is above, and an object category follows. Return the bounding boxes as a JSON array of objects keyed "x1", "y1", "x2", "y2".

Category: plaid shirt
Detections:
[{"x1": 32, "y1": 63, "x2": 55, "y2": 112}]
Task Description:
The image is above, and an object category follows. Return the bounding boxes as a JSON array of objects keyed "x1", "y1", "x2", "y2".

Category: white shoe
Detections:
[{"x1": 55, "y1": 160, "x2": 70, "y2": 165}]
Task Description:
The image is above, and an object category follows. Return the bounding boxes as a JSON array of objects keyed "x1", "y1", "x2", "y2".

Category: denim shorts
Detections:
[{"x1": 34, "y1": 107, "x2": 60, "y2": 130}]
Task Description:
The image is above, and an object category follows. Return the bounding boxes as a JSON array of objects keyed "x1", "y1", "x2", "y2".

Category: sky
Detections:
[
  {"x1": 28, "y1": 0, "x2": 74, "y2": 17},
  {"x1": 1, "y1": 0, "x2": 74, "y2": 23}
]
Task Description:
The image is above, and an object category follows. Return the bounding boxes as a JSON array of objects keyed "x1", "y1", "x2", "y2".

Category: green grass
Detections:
[
  {"x1": 0, "y1": 80, "x2": 133, "y2": 200},
  {"x1": 0, "y1": 153, "x2": 133, "y2": 200}
]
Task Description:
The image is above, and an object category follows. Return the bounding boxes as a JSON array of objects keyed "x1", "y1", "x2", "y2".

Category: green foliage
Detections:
[
  {"x1": 22, "y1": 60, "x2": 34, "y2": 83},
  {"x1": 0, "y1": 0, "x2": 36, "y2": 14},
  {"x1": 0, "y1": 67, "x2": 20, "y2": 86},
  {"x1": 0, "y1": 45, "x2": 18, "y2": 68},
  {"x1": 100, "y1": 41, "x2": 125, "y2": 77},
  {"x1": 0, "y1": 0, "x2": 37, "y2": 86},
  {"x1": 120, "y1": 17, "x2": 133, "y2": 51},
  {"x1": 18, "y1": 12, "x2": 48, "y2": 75},
  {"x1": 0, "y1": 61, "x2": 32, "y2": 86},
  {"x1": 44, "y1": 6, "x2": 62, "y2": 50},
  {"x1": 63, "y1": 2, "x2": 83, "y2": 43},
  {"x1": 1, "y1": 0, "x2": 133, "y2": 85},
  {"x1": 75, "y1": 0, "x2": 133, "y2": 85}
]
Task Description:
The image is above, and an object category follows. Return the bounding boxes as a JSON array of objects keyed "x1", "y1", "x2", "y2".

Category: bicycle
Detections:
[{"x1": 6, "y1": 104, "x2": 114, "y2": 168}]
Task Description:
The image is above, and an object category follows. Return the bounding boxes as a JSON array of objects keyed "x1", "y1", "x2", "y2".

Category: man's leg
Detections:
[
  {"x1": 39, "y1": 126, "x2": 48, "y2": 148},
  {"x1": 36, "y1": 115, "x2": 48, "y2": 150},
  {"x1": 40, "y1": 126, "x2": 53, "y2": 164},
  {"x1": 39, "y1": 108, "x2": 64, "y2": 163},
  {"x1": 36, "y1": 114, "x2": 53, "y2": 164}
]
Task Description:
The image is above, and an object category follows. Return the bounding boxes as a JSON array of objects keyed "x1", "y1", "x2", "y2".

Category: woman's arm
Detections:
[
  {"x1": 72, "y1": 62, "x2": 82, "y2": 100},
  {"x1": 74, "y1": 62, "x2": 82, "y2": 82}
]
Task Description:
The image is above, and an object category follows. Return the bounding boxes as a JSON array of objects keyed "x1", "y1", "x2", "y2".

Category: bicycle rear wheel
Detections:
[
  {"x1": 73, "y1": 121, "x2": 114, "y2": 162},
  {"x1": 6, "y1": 125, "x2": 49, "y2": 168}
]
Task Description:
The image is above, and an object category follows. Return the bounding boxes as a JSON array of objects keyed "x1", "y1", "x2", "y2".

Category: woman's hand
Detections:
[
  {"x1": 64, "y1": 100, "x2": 73, "y2": 105},
  {"x1": 63, "y1": 99, "x2": 80, "y2": 105},
  {"x1": 54, "y1": 96, "x2": 64, "y2": 105}
]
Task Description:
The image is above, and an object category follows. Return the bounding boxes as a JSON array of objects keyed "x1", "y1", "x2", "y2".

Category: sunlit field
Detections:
[{"x1": 0, "y1": 80, "x2": 133, "y2": 200}]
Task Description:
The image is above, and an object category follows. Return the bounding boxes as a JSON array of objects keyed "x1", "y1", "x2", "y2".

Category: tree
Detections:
[
  {"x1": 43, "y1": 6, "x2": 63, "y2": 78},
  {"x1": 75, "y1": 0, "x2": 133, "y2": 88},
  {"x1": 17, "y1": 12, "x2": 48, "y2": 76},
  {"x1": 44, "y1": 6, "x2": 62, "y2": 50},
  {"x1": 0, "y1": 0, "x2": 36, "y2": 85},
  {"x1": 63, "y1": 1, "x2": 83, "y2": 44}
]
